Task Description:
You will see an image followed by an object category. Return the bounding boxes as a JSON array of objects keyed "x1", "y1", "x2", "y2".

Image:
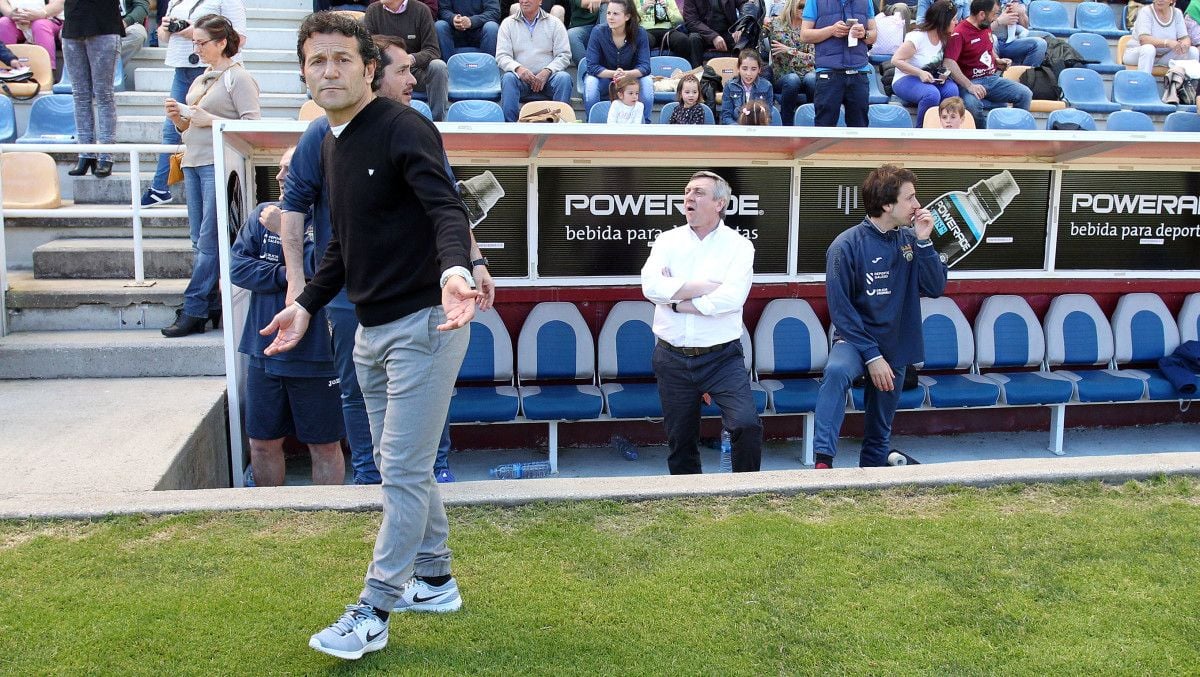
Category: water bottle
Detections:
[
  {"x1": 719, "y1": 429, "x2": 733, "y2": 473},
  {"x1": 488, "y1": 460, "x2": 553, "y2": 479},
  {"x1": 925, "y1": 171, "x2": 1020, "y2": 268},
  {"x1": 611, "y1": 435, "x2": 639, "y2": 461}
]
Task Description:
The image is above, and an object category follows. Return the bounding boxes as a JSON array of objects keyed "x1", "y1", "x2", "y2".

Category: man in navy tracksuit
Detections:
[{"x1": 813, "y1": 164, "x2": 948, "y2": 469}]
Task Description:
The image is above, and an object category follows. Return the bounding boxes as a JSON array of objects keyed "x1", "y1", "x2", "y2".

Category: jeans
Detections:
[
  {"x1": 152, "y1": 66, "x2": 204, "y2": 193},
  {"x1": 891, "y1": 75, "x2": 958, "y2": 127},
  {"x1": 435, "y1": 418, "x2": 452, "y2": 474},
  {"x1": 62, "y1": 34, "x2": 120, "y2": 162},
  {"x1": 995, "y1": 34, "x2": 1047, "y2": 67},
  {"x1": 651, "y1": 340, "x2": 763, "y2": 474},
  {"x1": 435, "y1": 20, "x2": 499, "y2": 59},
  {"x1": 583, "y1": 74, "x2": 653, "y2": 123},
  {"x1": 416, "y1": 58, "x2": 450, "y2": 120},
  {"x1": 181, "y1": 164, "x2": 221, "y2": 317},
  {"x1": 960, "y1": 73, "x2": 1031, "y2": 128},
  {"x1": 354, "y1": 306, "x2": 469, "y2": 610},
  {"x1": 1122, "y1": 43, "x2": 1200, "y2": 74},
  {"x1": 0, "y1": 17, "x2": 61, "y2": 68},
  {"x1": 812, "y1": 341, "x2": 907, "y2": 468},
  {"x1": 568, "y1": 13, "x2": 605, "y2": 65},
  {"x1": 327, "y1": 300, "x2": 380, "y2": 484},
  {"x1": 814, "y1": 69, "x2": 869, "y2": 127},
  {"x1": 775, "y1": 71, "x2": 815, "y2": 126},
  {"x1": 500, "y1": 70, "x2": 573, "y2": 121}
]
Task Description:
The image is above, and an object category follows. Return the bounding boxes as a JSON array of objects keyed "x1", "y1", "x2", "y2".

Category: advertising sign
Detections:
[
  {"x1": 536, "y1": 166, "x2": 791, "y2": 277},
  {"x1": 1055, "y1": 171, "x2": 1200, "y2": 270},
  {"x1": 795, "y1": 167, "x2": 1051, "y2": 273},
  {"x1": 450, "y1": 166, "x2": 529, "y2": 278}
]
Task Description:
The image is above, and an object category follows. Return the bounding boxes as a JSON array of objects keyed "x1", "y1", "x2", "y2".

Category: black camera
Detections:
[{"x1": 166, "y1": 18, "x2": 190, "y2": 33}]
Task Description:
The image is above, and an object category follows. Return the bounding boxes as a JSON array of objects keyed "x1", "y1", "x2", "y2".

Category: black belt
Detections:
[{"x1": 657, "y1": 338, "x2": 733, "y2": 358}]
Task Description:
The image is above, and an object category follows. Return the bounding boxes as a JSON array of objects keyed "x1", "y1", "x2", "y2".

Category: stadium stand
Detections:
[
  {"x1": 1046, "y1": 107, "x2": 1097, "y2": 130},
  {"x1": 868, "y1": 103, "x2": 912, "y2": 127},
  {"x1": 1029, "y1": 0, "x2": 1076, "y2": 36},
  {"x1": 1, "y1": 151, "x2": 61, "y2": 209},
  {"x1": 1113, "y1": 70, "x2": 1177, "y2": 115},
  {"x1": 587, "y1": 100, "x2": 611, "y2": 122},
  {"x1": 650, "y1": 55, "x2": 692, "y2": 103},
  {"x1": 1073, "y1": 2, "x2": 1126, "y2": 38},
  {"x1": 986, "y1": 107, "x2": 1038, "y2": 129},
  {"x1": 16, "y1": 94, "x2": 76, "y2": 143},
  {"x1": 1068, "y1": 32, "x2": 1123, "y2": 73},
  {"x1": 446, "y1": 99, "x2": 505, "y2": 122},
  {"x1": 1105, "y1": 109, "x2": 1155, "y2": 130},
  {"x1": 447, "y1": 52, "x2": 503, "y2": 102},
  {"x1": 1058, "y1": 67, "x2": 1121, "y2": 113},
  {"x1": 1163, "y1": 111, "x2": 1200, "y2": 131}
]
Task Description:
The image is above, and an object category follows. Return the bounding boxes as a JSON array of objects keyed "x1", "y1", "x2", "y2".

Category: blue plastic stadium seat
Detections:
[
  {"x1": 1058, "y1": 67, "x2": 1121, "y2": 113},
  {"x1": 445, "y1": 99, "x2": 505, "y2": 122},
  {"x1": 1112, "y1": 70, "x2": 1177, "y2": 114},
  {"x1": 1164, "y1": 111, "x2": 1200, "y2": 131},
  {"x1": 755, "y1": 299, "x2": 827, "y2": 414},
  {"x1": 1073, "y1": 2, "x2": 1126, "y2": 38},
  {"x1": 650, "y1": 55, "x2": 692, "y2": 103},
  {"x1": 597, "y1": 301, "x2": 662, "y2": 418},
  {"x1": 16, "y1": 94, "x2": 76, "y2": 143},
  {"x1": 986, "y1": 107, "x2": 1037, "y2": 129},
  {"x1": 408, "y1": 99, "x2": 433, "y2": 120},
  {"x1": 794, "y1": 103, "x2": 846, "y2": 126},
  {"x1": 1046, "y1": 107, "x2": 1096, "y2": 130},
  {"x1": 659, "y1": 101, "x2": 716, "y2": 124},
  {"x1": 868, "y1": 68, "x2": 889, "y2": 104},
  {"x1": 576, "y1": 57, "x2": 587, "y2": 96},
  {"x1": 448, "y1": 309, "x2": 520, "y2": 423},
  {"x1": 587, "y1": 100, "x2": 611, "y2": 123},
  {"x1": 1180, "y1": 293, "x2": 1200, "y2": 342},
  {"x1": 447, "y1": 52, "x2": 502, "y2": 101},
  {"x1": 1068, "y1": 33, "x2": 1123, "y2": 74},
  {"x1": 1029, "y1": 0, "x2": 1076, "y2": 36},
  {"x1": 914, "y1": 297, "x2": 1001, "y2": 408},
  {"x1": 699, "y1": 327, "x2": 767, "y2": 415},
  {"x1": 517, "y1": 302, "x2": 604, "y2": 420},
  {"x1": 1104, "y1": 109, "x2": 1154, "y2": 131},
  {"x1": 1111, "y1": 293, "x2": 1185, "y2": 400},
  {"x1": 0, "y1": 96, "x2": 15, "y2": 143},
  {"x1": 869, "y1": 103, "x2": 912, "y2": 127},
  {"x1": 1044, "y1": 294, "x2": 1147, "y2": 402},
  {"x1": 974, "y1": 295, "x2": 1073, "y2": 405}
]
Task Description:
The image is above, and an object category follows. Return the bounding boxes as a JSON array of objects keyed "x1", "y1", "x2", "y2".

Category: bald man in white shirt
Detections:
[{"x1": 640, "y1": 171, "x2": 763, "y2": 474}]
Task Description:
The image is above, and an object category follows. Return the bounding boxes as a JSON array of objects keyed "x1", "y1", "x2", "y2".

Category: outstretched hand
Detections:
[
  {"x1": 260, "y1": 302, "x2": 312, "y2": 355},
  {"x1": 438, "y1": 275, "x2": 481, "y2": 330}
]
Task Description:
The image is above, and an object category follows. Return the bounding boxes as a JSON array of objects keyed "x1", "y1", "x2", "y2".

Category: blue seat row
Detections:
[{"x1": 1029, "y1": 0, "x2": 1127, "y2": 38}]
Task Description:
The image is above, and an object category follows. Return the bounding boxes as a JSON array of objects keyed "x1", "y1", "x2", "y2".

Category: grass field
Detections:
[{"x1": 2, "y1": 478, "x2": 1199, "y2": 675}]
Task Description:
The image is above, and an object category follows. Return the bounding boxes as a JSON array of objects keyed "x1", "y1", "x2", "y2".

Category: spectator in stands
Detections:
[
  {"x1": 812, "y1": 164, "x2": 946, "y2": 470},
  {"x1": 1186, "y1": 0, "x2": 1200, "y2": 46},
  {"x1": 991, "y1": 0, "x2": 1044, "y2": 67},
  {"x1": 161, "y1": 13, "x2": 260, "y2": 338},
  {"x1": 0, "y1": 36, "x2": 16, "y2": 66},
  {"x1": 268, "y1": 12, "x2": 475, "y2": 660},
  {"x1": 668, "y1": 71, "x2": 708, "y2": 122},
  {"x1": 640, "y1": 0, "x2": 688, "y2": 58},
  {"x1": 507, "y1": 0, "x2": 566, "y2": 22},
  {"x1": 917, "y1": 0, "x2": 968, "y2": 22},
  {"x1": 891, "y1": 0, "x2": 958, "y2": 127},
  {"x1": 567, "y1": 0, "x2": 603, "y2": 64},
  {"x1": 640, "y1": 170, "x2": 762, "y2": 474},
  {"x1": 800, "y1": 0, "x2": 877, "y2": 127},
  {"x1": 767, "y1": 0, "x2": 816, "y2": 126},
  {"x1": 681, "y1": 0, "x2": 737, "y2": 67},
  {"x1": 584, "y1": 0, "x2": 652, "y2": 122},
  {"x1": 363, "y1": 0, "x2": 451, "y2": 119},
  {"x1": 119, "y1": 1, "x2": 150, "y2": 84},
  {"x1": 436, "y1": 0, "x2": 501, "y2": 58},
  {"x1": 937, "y1": 93, "x2": 965, "y2": 126},
  {"x1": 607, "y1": 71, "x2": 644, "y2": 121},
  {"x1": 496, "y1": 0, "x2": 572, "y2": 121},
  {"x1": 231, "y1": 147, "x2": 346, "y2": 488},
  {"x1": 142, "y1": 0, "x2": 247, "y2": 207},
  {"x1": 1125, "y1": 0, "x2": 1197, "y2": 73},
  {"x1": 314, "y1": 0, "x2": 377, "y2": 10},
  {"x1": 737, "y1": 97, "x2": 771, "y2": 123},
  {"x1": 720, "y1": 47, "x2": 772, "y2": 123},
  {"x1": 0, "y1": 0, "x2": 63, "y2": 69},
  {"x1": 61, "y1": 0, "x2": 122, "y2": 179},
  {"x1": 943, "y1": 0, "x2": 1030, "y2": 128}
]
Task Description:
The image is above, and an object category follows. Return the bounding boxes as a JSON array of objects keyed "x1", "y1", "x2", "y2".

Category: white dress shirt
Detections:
[{"x1": 640, "y1": 221, "x2": 755, "y2": 348}]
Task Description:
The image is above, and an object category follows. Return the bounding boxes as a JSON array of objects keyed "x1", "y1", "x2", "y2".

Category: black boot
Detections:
[
  {"x1": 208, "y1": 309, "x2": 222, "y2": 329},
  {"x1": 67, "y1": 158, "x2": 96, "y2": 176},
  {"x1": 162, "y1": 312, "x2": 207, "y2": 337},
  {"x1": 93, "y1": 160, "x2": 113, "y2": 178}
]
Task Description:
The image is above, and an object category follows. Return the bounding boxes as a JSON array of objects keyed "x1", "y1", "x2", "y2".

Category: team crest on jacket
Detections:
[{"x1": 900, "y1": 244, "x2": 913, "y2": 262}]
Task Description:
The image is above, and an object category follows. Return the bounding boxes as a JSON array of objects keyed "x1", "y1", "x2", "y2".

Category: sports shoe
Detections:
[
  {"x1": 814, "y1": 453, "x2": 834, "y2": 470},
  {"x1": 308, "y1": 603, "x2": 388, "y2": 660},
  {"x1": 140, "y1": 187, "x2": 173, "y2": 206},
  {"x1": 435, "y1": 468, "x2": 455, "y2": 483},
  {"x1": 393, "y1": 576, "x2": 462, "y2": 613}
]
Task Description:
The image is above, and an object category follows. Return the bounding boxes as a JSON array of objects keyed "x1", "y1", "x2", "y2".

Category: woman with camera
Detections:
[
  {"x1": 140, "y1": 0, "x2": 246, "y2": 208},
  {"x1": 160, "y1": 13, "x2": 259, "y2": 338},
  {"x1": 890, "y1": 0, "x2": 958, "y2": 127},
  {"x1": 60, "y1": 0, "x2": 122, "y2": 178}
]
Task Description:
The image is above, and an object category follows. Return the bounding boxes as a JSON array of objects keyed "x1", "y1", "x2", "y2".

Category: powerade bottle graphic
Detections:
[{"x1": 925, "y1": 171, "x2": 1020, "y2": 267}]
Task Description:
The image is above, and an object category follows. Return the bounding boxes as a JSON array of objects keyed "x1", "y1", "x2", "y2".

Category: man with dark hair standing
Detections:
[
  {"x1": 640, "y1": 171, "x2": 763, "y2": 474},
  {"x1": 812, "y1": 164, "x2": 947, "y2": 470},
  {"x1": 800, "y1": 0, "x2": 877, "y2": 127},
  {"x1": 264, "y1": 11, "x2": 477, "y2": 660},
  {"x1": 943, "y1": 0, "x2": 1031, "y2": 128}
]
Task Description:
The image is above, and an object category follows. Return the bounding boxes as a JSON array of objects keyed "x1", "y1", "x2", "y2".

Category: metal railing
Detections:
[{"x1": 0, "y1": 142, "x2": 187, "y2": 336}]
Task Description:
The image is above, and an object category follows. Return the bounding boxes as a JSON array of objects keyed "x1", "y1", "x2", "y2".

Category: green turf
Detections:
[{"x1": 2, "y1": 478, "x2": 1199, "y2": 675}]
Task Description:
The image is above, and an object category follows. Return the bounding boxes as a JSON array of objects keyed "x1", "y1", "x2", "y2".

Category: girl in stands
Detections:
[
  {"x1": 584, "y1": 0, "x2": 653, "y2": 123},
  {"x1": 738, "y1": 99, "x2": 771, "y2": 125},
  {"x1": 669, "y1": 73, "x2": 709, "y2": 123},
  {"x1": 607, "y1": 73, "x2": 645, "y2": 123},
  {"x1": 720, "y1": 48, "x2": 772, "y2": 125},
  {"x1": 891, "y1": 0, "x2": 959, "y2": 127}
]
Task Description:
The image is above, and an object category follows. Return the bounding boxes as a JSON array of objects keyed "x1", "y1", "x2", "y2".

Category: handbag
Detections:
[
  {"x1": 518, "y1": 106, "x2": 562, "y2": 123},
  {"x1": 167, "y1": 151, "x2": 185, "y2": 185},
  {"x1": 0, "y1": 68, "x2": 39, "y2": 101}
]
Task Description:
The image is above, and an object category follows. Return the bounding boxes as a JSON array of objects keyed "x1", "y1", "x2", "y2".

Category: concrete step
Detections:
[
  {"x1": 135, "y1": 67, "x2": 305, "y2": 94},
  {"x1": 246, "y1": 7, "x2": 311, "y2": 28},
  {"x1": 127, "y1": 47, "x2": 303, "y2": 74},
  {"x1": 33, "y1": 238, "x2": 194, "y2": 280},
  {"x1": 115, "y1": 90, "x2": 307, "y2": 117},
  {"x1": 72, "y1": 173, "x2": 187, "y2": 206},
  {"x1": 4, "y1": 206, "x2": 189, "y2": 271},
  {"x1": 250, "y1": 0, "x2": 310, "y2": 11},
  {"x1": 5, "y1": 271, "x2": 187, "y2": 332},
  {"x1": 0, "y1": 329, "x2": 224, "y2": 378}
]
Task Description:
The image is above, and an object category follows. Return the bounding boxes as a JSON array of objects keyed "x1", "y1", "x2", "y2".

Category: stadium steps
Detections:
[
  {"x1": 0, "y1": 328, "x2": 223, "y2": 378},
  {"x1": 4, "y1": 270, "x2": 187, "y2": 332}
]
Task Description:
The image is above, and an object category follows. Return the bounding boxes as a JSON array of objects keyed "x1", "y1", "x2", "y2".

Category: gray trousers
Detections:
[
  {"x1": 62, "y1": 34, "x2": 120, "y2": 161},
  {"x1": 416, "y1": 58, "x2": 450, "y2": 121},
  {"x1": 119, "y1": 23, "x2": 147, "y2": 83},
  {"x1": 354, "y1": 306, "x2": 469, "y2": 610}
]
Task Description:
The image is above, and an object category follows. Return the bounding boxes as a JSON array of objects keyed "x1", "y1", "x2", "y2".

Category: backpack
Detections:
[
  {"x1": 1019, "y1": 64, "x2": 1063, "y2": 101},
  {"x1": 1163, "y1": 66, "x2": 1199, "y2": 106},
  {"x1": 700, "y1": 64, "x2": 723, "y2": 111},
  {"x1": 1042, "y1": 36, "x2": 1089, "y2": 76}
]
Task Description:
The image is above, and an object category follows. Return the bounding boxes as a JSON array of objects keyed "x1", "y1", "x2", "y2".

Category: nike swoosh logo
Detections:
[
  {"x1": 366, "y1": 628, "x2": 386, "y2": 641},
  {"x1": 412, "y1": 593, "x2": 443, "y2": 603}
]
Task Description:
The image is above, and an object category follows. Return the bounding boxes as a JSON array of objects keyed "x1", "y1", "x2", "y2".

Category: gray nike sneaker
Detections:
[
  {"x1": 308, "y1": 603, "x2": 388, "y2": 660},
  {"x1": 393, "y1": 576, "x2": 463, "y2": 613}
]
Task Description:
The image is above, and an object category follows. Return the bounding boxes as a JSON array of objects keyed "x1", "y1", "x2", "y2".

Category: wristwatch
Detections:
[
  {"x1": 671, "y1": 302, "x2": 679, "y2": 312},
  {"x1": 471, "y1": 257, "x2": 489, "y2": 268}
]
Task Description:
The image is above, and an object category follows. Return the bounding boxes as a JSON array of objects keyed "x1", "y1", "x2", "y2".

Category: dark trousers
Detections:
[
  {"x1": 682, "y1": 32, "x2": 733, "y2": 68},
  {"x1": 652, "y1": 340, "x2": 763, "y2": 474},
  {"x1": 812, "y1": 341, "x2": 906, "y2": 467},
  {"x1": 813, "y1": 69, "x2": 869, "y2": 127},
  {"x1": 647, "y1": 27, "x2": 694, "y2": 62}
]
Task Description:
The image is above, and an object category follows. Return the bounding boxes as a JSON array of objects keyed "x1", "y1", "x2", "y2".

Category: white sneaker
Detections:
[
  {"x1": 392, "y1": 576, "x2": 463, "y2": 613},
  {"x1": 308, "y1": 603, "x2": 388, "y2": 660}
]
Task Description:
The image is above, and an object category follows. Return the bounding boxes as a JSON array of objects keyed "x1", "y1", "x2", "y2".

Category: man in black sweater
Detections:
[{"x1": 262, "y1": 12, "x2": 478, "y2": 661}]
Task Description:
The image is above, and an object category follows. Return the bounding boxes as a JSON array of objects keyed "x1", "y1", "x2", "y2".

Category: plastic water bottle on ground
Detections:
[
  {"x1": 488, "y1": 460, "x2": 553, "y2": 479},
  {"x1": 719, "y1": 429, "x2": 733, "y2": 473},
  {"x1": 611, "y1": 435, "x2": 639, "y2": 461}
]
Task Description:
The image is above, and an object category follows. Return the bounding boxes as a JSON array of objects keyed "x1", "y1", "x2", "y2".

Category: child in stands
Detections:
[
  {"x1": 938, "y1": 96, "x2": 965, "y2": 128},
  {"x1": 607, "y1": 73, "x2": 645, "y2": 124},
  {"x1": 721, "y1": 48, "x2": 773, "y2": 125},
  {"x1": 738, "y1": 99, "x2": 772, "y2": 125},
  {"x1": 669, "y1": 73, "x2": 708, "y2": 124}
]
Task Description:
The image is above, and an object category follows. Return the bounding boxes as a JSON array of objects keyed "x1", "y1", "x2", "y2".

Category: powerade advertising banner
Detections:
[
  {"x1": 795, "y1": 168, "x2": 1051, "y2": 273},
  {"x1": 1055, "y1": 171, "x2": 1200, "y2": 270},
  {"x1": 536, "y1": 166, "x2": 791, "y2": 277},
  {"x1": 449, "y1": 166, "x2": 528, "y2": 278}
]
